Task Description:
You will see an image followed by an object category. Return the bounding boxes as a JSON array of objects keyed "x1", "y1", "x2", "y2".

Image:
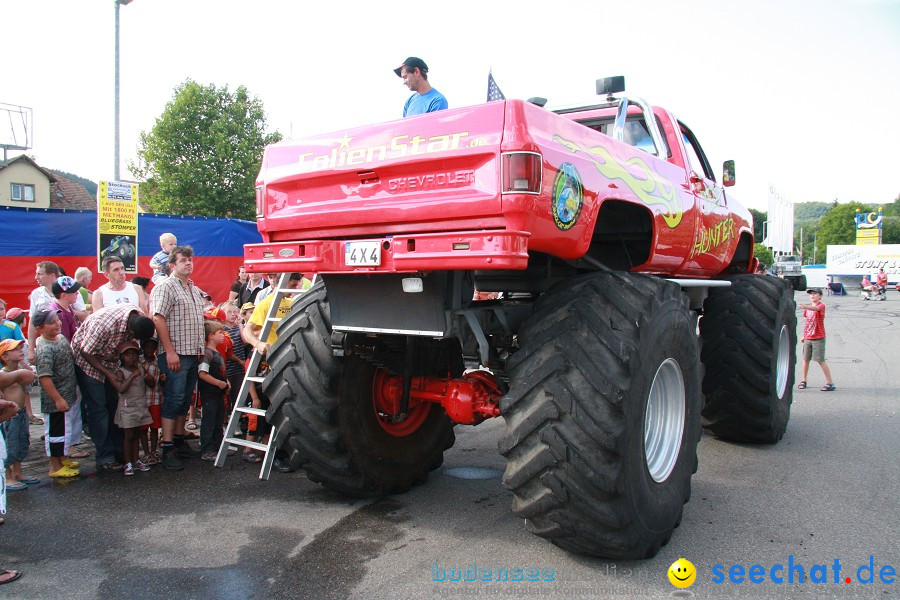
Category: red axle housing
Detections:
[{"x1": 374, "y1": 370, "x2": 503, "y2": 426}]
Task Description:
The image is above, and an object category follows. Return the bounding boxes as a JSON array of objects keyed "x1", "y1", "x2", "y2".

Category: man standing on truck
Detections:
[{"x1": 394, "y1": 56, "x2": 448, "y2": 117}]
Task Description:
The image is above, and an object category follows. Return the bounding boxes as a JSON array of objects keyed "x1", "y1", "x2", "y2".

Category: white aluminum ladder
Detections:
[{"x1": 214, "y1": 272, "x2": 292, "y2": 479}]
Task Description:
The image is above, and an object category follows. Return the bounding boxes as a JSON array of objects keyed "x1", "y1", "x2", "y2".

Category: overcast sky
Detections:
[{"x1": 3, "y1": 0, "x2": 899, "y2": 212}]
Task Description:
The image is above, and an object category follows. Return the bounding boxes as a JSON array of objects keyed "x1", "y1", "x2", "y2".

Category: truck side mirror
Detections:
[{"x1": 723, "y1": 160, "x2": 735, "y2": 187}]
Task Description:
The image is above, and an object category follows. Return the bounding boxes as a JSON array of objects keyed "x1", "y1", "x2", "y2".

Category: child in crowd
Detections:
[
  {"x1": 113, "y1": 341, "x2": 152, "y2": 475},
  {"x1": 243, "y1": 357, "x2": 271, "y2": 463},
  {"x1": 200, "y1": 292, "x2": 215, "y2": 311},
  {"x1": 44, "y1": 286, "x2": 88, "y2": 461},
  {"x1": 0, "y1": 300, "x2": 26, "y2": 344},
  {"x1": 34, "y1": 309, "x2": 80, "y2": 478},
  {"x1": 198, "y1": 320, "x2": 230, "y2": 461},
  {"x1": 48, "y1": 276, "x2": 82, "y2": 341},
  {"x1": 149, "y1": 232, "x2": 177, "y2": 285},
  {"x1": 240, "y1": 302, "x2": 254, "y2": 326},
  {"x1": 220, "y1": 302, "x2": 246, "y2": 398},
  {"x1": 5, "y1": 308, "x2": 26, "y2": 330},
  {"x1": 139, "y1": 338, "x2": 162, "y2": 465},
  {"x1": 0, "y1": 362, "x2": 35, "y2": 534},
  {"x1": 0, "y1": 339, "x2": 36, "y2": 490}
]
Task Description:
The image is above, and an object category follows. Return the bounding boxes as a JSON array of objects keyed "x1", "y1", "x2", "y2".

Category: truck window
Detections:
[
  {"x1": 577, "y1": 115, "x2": 671, "y2": 158},
  {"x1": 679, "y1": 122, "x2": 714, "y2": 181}
]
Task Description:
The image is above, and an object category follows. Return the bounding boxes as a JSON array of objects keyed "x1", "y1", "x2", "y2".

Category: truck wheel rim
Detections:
[
  {"x1": 372, "y1": 369, "x2": 429, "y2": 437},
  {"x1": 644, "y1": 358, "x2": 685, "y2": 483},
  {"x1": 775, "y1": 325, "x2": 789, "y2": 399}
]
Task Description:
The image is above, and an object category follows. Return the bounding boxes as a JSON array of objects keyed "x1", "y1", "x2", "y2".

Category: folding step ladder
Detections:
[{"x1": 214, "y1": 272, "x2": 293, "y2": 479}]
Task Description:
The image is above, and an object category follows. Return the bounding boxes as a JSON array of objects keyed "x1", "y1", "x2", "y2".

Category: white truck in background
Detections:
[{"x1": 774, "y1": 254, "x2": 806, "y2": 290}]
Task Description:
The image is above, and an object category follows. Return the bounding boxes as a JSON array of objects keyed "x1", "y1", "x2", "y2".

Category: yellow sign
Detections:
[
  {"x1": 97, "y1": 180, "x2": 139, "y2": 272},
  {"x1": 856, "y1": 228, "x2": 880, "y2": 246}
]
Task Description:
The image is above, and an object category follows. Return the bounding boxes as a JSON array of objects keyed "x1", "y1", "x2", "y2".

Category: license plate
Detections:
[{"x1": 345, "y1": 241, "x2": 381, "y2": 267}]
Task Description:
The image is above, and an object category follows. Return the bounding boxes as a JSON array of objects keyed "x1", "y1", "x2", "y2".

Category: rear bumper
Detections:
[{"x1": 244, "y1": 230, "x2": 530, "y2": 274}]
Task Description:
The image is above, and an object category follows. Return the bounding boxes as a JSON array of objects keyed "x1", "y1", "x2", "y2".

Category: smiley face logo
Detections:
[{"x1": 668, "y1": 558, "x2": 696, "y2": 588}]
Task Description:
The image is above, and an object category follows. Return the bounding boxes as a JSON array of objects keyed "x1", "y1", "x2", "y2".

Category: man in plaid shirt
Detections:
[
  {"x1": 150, "y1": 245, "x2": 206, "y2": 471},
  {"x1": 71, "y1": 304, "x2": 156, "y2": 472}
]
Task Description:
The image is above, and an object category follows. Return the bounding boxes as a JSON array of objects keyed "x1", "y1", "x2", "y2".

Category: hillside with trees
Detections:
[
  {"x1": 752, "y1": 195, "x2": 900, "y2": 266},
  {"x1": 51, "y1": 169, "x2": 98, "y2": 197}
]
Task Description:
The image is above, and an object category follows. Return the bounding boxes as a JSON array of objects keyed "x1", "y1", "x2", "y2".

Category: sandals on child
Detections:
[
  {"x1": 821, "y1": 383, "x2": 836, "y2": 391},
  {"x1": 0, "y1": 569, "x2": 23, "y2": 584},
  {"x1": 185, "y1": 420, "x2": 198, "y2": 430},
  {"x1": 242, "y1": 452, "x2": 262, "y2": 464},
  {"x1": 797, "y1": 381, "x2": 807, "y2": 389}
]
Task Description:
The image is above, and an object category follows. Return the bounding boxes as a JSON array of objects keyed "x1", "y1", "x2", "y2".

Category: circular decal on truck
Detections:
[{"x1": 552, "y1": 162, "x2": 583, "y2": 231}]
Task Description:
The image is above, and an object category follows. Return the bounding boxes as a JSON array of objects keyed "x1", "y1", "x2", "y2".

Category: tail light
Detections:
[
  {"x1": 502, "y1": 152, "x2": 542, "y2": 194},
  {"x1": 255, "y1": 186, "x2": 264, "y2": 217}
]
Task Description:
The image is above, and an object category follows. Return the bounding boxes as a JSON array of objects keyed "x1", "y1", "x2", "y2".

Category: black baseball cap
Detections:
[
  {"x1": 51, "y1": 276, "x2": 82, "y2": 298},
  {"x1": 806, "y1": 287, "x2": 823, "y2": 295},
  {"x1": 32, "y1": 309, "x2": 61, "y2": 327},
  {"x1": 394, "y1": 57, "x2": 428, "y2": 77}
]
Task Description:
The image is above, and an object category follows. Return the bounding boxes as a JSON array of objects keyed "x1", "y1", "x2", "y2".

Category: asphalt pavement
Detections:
[{"x1": 2, "y1": 290, "x2": 897, "y2": 599}]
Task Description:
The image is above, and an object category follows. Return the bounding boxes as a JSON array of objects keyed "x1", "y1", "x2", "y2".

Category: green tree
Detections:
[
  {"x1": 794, "y1": 201, "x2": 831, "y2": 222},
  {"x1": 881, "y1": 193, "x2": 900, "y2": 217},
  {"x1": 753, "y1": 243, "x2": 773, "y2": 268},
  {"x1": 816, "y1": 201, "x2": 870, "y2": 247},
  {"x1": 130, "y1": 80, "x2": 281, "y2": 220},
  {"x1": 748, "y1": 208, "x2": 767, "y2": 243},
  {"x1": 882, "y1": 216, "x2": 899, "y2": 244}
]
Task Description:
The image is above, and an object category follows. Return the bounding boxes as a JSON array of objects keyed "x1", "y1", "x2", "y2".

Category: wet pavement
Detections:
[{"x1": 1, "y1": 291, "x2": 898, "y2": 599}]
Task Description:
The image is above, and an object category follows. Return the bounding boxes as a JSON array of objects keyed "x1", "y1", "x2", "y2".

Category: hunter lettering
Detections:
[
  {"x1": 691, "y1": 217, "x2": 735, "y2": 259},
  {"x1": 298, "y1": 132, "x2": 469, "y2": 172}
]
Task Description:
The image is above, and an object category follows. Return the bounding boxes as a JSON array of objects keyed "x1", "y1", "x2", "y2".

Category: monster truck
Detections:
[
  {"x1": 774, "y1": 254, "x2": 806, "y2": 290},
  {"x1": 245, "y1": 77, "x2": 796, "y2": 559}
]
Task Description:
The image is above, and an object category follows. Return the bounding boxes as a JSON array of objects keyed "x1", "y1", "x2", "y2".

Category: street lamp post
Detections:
[{"x1": 114, "y1": 0, "x2": 133, "y2": 181}]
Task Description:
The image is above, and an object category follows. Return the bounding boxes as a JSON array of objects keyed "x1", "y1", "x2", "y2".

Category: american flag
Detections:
[{"x1": 487, "y1": 72, "x2": 506, "y2": 102}]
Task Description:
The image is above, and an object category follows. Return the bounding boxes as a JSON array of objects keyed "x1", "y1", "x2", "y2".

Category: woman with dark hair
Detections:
[
  {"x1": 131, "y1": 276, "x2": 152, "y2": 314},
  {"x1": 228, "y1": 266, "x2": 248, "y2": 303}
]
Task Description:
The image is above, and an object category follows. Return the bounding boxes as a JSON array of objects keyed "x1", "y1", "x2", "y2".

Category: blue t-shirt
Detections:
[
  {"x1": 403, "y1": 88, "x2": 448, "y2": 117},
  {"x1": 0, "y1": 320, "x2": 25, "y2": 342},
  {"x1": 150, "y1": 250, "x2": 170, "y2": 278}
]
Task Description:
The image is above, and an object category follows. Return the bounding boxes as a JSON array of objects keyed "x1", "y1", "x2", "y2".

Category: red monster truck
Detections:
[{"x1": 246, "y1": 77, "x2": 796, "y2": 559}]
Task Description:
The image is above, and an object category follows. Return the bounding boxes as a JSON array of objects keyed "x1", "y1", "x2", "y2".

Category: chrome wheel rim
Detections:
[
  {"x1": 775, "y1": 325, "x2": 789, "y2": 399},
  {"x1": 644, "y1": 358, "x2": 685, "y2": 483}
]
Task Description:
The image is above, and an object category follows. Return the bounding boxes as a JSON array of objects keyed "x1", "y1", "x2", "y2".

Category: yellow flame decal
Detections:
[{"x1": 553, "y1": 134, "x2": 682, "y2": 228}]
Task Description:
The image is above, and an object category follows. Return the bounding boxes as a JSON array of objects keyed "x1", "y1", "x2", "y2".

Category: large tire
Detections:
[
  {"x1": 699, "y1": 274, "x2": 796, "y2": 443},
  {"x1": 263, "y1": 281, "x2": 455, "y2": 497},
  {"x1": 499, "y1": 272, "x2": 702, "y2": 559},
  {"x1": 798, "y1": 275, "x2": 807, "y2": 291}
]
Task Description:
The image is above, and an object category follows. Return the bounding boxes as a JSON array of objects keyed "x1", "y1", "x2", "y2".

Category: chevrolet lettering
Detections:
[{"x1": 388, "y1": 170, "x2": 475, "y2": 192}]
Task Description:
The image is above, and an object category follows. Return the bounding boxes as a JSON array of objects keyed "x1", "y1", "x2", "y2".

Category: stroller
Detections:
[{"x1": 860, "y1": 283, "x2": 886, "y2": 301}]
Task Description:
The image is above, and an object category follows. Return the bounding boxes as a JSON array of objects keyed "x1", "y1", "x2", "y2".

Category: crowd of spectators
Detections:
[{"x1": 0, "y1": 232, "x2": 311, "y2": 583}]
